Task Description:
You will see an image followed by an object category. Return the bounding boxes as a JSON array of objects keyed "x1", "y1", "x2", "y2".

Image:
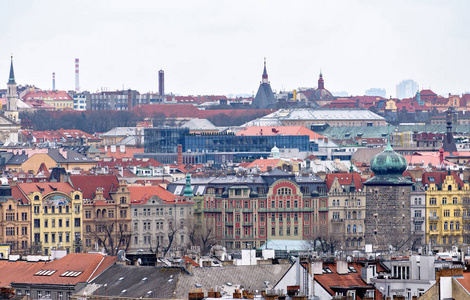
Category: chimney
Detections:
[
  {"x1": 75, "y1": 58, "x2": 80, "y2": 92},
  {"x1": 52, "y1": 72, "x2": 56, "y2": 91},
  {"x1": 311, "y1": 260, "x2": 323, "y2": 275},
  {"x1": 336, "y1": 260, "x2": 348, "y2": 275},
  {"x1": 158, "y1": 70, "x2": 164, "y2": 100},
  {"x1": 177, "y1": 144, "x2": 183, "y2": 165}
]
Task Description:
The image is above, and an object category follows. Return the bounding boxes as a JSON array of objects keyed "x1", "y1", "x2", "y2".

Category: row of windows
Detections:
[
  {"x1": 332, "y1": 199, "x2": 362, "y2": 207},
  {"x1": 332, "y1": 211, "x2": 362, "y2": 220},
  {"x1": 429, "y1": 197, "x2": 459, "y2": 205}
]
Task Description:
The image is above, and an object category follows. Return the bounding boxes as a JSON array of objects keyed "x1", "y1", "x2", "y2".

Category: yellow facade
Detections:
[
  {"x1": 426, "y1": 175, "x2": 470, "y2": 247},
  {"x1": 44, "y1": 99, "x2": 74, "y2": 110},
  {"x1": 6, "y1": 153, "x2": 97, "y2": 173},
  {"x1": 29, "y1": 190, "x2": 83, "y2": 255}
]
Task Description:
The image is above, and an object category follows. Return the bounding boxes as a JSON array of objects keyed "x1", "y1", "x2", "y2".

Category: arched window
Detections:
[
  {"x1": 358, "y1": 225, "x2": 363, "y2": 233},
  {"x1": 353, "y1": 225, "x2": 357, "y2": 233},
  {"x1": 450, "y1": 222, "x2": 454, "y2": 230},
  {"x1": 444, "y1": 222, "x2": 448, "y2": 230},
  {"x1": 345, "y1": 199, "x2": 349, "y2": 207},
  {"x1": 347, "y1": 225, "x2": 351, "y2": 233},
  {"x1": 332, "y1": 200, "x2": 336, "y2": 207},
  {"x1": 75, "y1": 194, "x2": 80, "y2": 200},
  {"x1": 348, "y1": 212, "x2": 351, "y2": 219},
  {"x1": 352, "y1": 211, "x2": 357, "y2": 219},
  {"x1": 34, "y1": 195, "x2": 40, "y2": 201},
  {"x1": 357, "y1": 199, "x2": 361, "y2": 206},
  {"x1": 96, "y1": 209, "x2": 101, "y2": 218},
  {"x1": 358, "y1": 211, "x2": 362, "y2": 219},
  {"x1": 102, "y1": 209, "x2": 107, "y2": 218},
  {"x1": 456, "y1": 222, "x2": 460, "y2": 230},
  {"x1": 448, "y1": 185, "x2": 452, "y2": 191}
]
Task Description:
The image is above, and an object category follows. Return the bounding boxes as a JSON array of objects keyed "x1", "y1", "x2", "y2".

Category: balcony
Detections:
[
  {"x1": 225, "y1": 222, "x2": 233, "y2": 226},
  {"x1": 331, "y1": 218, "x2": 343, "y2": 223},
  {"x1": 242, "y1": 222, "x2": 253, "y2": 226},
  {"x1": 429, "y1": 216, "x2": 439, "y2": 221},
  {"x1": 413, "y1": 217, "x2": 425, "y2": 222},
  {"x1": 318, "y1": 207, "x2": 328, "y2": 212},
  {"x1": 205, "y1": 208, "x2": 222, "y2": 213},
  {"x1": 463, "y1": 215, "x2": 470, "y2": 220}
]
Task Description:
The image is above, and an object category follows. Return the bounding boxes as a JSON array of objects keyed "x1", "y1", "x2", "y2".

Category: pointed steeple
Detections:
[
  {"x1": 8, "y1": 56, "x2": 16, "y2": 85},
  {"x1": 262, "y1": 57, "x2": 268, "y2": 84},
  {"x1": 317, "y1": 70, "x2": 324, "y2": 89}
]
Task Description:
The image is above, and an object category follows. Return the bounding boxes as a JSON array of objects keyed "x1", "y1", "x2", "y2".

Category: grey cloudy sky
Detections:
[{"x1": 1, "y1": 0, "x2": 469, "y2": 98}]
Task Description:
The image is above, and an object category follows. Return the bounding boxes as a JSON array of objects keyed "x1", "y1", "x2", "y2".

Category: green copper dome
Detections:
[
  {"x1": 370, "y1": 141, "x2": 407, "y2": 175},
  {"x1": 365, "y1": 139, "x2": 412, "y2": 186}
]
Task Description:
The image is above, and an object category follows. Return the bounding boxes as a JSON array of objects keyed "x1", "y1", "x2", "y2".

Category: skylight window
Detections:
[{"x1": 34, "y1": 270, "x2": 57, "y2": 276}]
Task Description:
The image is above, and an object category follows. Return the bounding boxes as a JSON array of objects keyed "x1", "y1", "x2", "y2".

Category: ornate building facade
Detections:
[{"x1": 326, "y1": 173, "x2": 366, "y2": 250}]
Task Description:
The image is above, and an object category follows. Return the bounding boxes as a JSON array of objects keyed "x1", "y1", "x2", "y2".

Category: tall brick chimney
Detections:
[{"x1": 177, "y1": 144, "x2": 183, "y2": 165}]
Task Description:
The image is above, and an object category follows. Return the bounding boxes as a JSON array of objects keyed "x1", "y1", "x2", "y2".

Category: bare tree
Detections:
[
  {"x1": 86, "y1": 221, "x2": 130, "y2": 256},
  {"x1": 309, "y1": 233, "x2": 341, "y2": 256}
]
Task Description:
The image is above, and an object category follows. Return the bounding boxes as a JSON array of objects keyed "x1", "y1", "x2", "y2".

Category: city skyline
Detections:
[{"x1": 1, "y1": 0, "x2": 469, "y2": 97}]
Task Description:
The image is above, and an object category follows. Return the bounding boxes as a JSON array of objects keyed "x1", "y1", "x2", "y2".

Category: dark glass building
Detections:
[{"x1": 144, "y1": 127, "x2": 317, "y2": 154}]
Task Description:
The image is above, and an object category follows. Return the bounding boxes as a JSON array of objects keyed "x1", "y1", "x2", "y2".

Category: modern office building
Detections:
[
  {"x1": 144, "y1": 127, "x2": 317, "y2": 154},
  {"x1": 396, "y1": 79, "x2": 418, "y2": 100}
]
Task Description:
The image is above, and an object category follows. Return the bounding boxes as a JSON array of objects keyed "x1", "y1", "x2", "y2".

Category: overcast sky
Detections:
[{"x1": 1, "y1": 0, "x2": 469, "y2": 98}]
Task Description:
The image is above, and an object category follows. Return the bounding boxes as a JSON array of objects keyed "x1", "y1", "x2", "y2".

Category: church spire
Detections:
[
  {"x1": 8, "y1": 56, "x2": 16, "y2": 85},
  {"x1": 262, "y1": 57, "x2": 268, "y2": 84},
  {"x1": 317, "y1": 70, "x2": 324, "y2": 89}
]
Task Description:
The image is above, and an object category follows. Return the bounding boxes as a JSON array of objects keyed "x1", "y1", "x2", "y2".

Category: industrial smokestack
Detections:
[
  {"x1": 75, "y1": 58, "x2": 80, "y2": 92},
  {"x1": 52, "y1": 72, "x2": 56, "y2": 91},
  {"x1": 158, "y1": 70, "x2": 164, "y2": 101}
]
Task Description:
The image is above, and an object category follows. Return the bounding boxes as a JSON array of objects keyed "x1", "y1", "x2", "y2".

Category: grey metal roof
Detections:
[
  {"x1": 181, "y1": 119, "x2": 218, "y2": 131},
  {"x1": 101, "y1": 127, "x2": 141, "y2": 137},
  {"x1": 261, "y1": 108, "x2": 385, "y2": 121},
  {"x1": 76, "y1": 265, "x2": 180, "y2": 299},
  {"x1": 47, "y1": 149, "x2": 96, "y2": 163},
  {"x1": 174, "y1": 264, "x2": 292, "y2": 299}
]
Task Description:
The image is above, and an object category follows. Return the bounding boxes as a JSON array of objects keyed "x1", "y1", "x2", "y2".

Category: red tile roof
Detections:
[
  {"x1": 69, "y1": 175, "x2": 119, "y2": 200},
  {"x1": 16, "y1": 182, "x2": 76, "y2": 197},
  {"x1": 131, "y1": 104, "x2": 275, "y2": 119},
  {"x1": 314, "y1": 262, "x2": 372, "y2": 296},
  {"x1": 102, "y1": 148, "x2": 144, "y2": 159},
  {"x1": 23, "y1": 90, "x2": 73, "y2": 101},
  {"x1": 0, "y1": 260, "x2": 43, "y2": 288},
  {"x1": 421, "y1": 171, "x2": 464, "y2": 188},
  {"x1": 56, "y1": 129, "x2": 95, "y2": 140},
  {"x1": 325, "y1": 173, "x2": 363, "y2": 191},
  {"x1": 128, "y1": 186, "x2": 179, "y2": 204},
  {"x1": 12, "y1": 253, "x2": 116, "y2": 285},
  {"x1": 246, "y1": 159, "x2": 281, "y2": 172},
  {"x1": 455, "y1": 271, "x2": 470, "y2": 294},
  {"x1": 236, "y1": 126, "x2": 323, "y2": 140}
]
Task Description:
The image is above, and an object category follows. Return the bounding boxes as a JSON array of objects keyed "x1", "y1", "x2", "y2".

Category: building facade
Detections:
[
  {"x1": 129, "y1": 183, "x2": 194, "y2": 255},
  {"x1": 425, "y1": 173, "x2": 468, "y2": 248},
  {"x1": 168, "y1": 169, "x2": 328, "y2": 251},
  {"x1": 69, "y1": 175, "x2": 131, "y2": 255},
  {"x1": 16, "y1": 182, "x2": 83, "y2": 255},
  {"x1": 0, "y1": 184, "x2": 30, "y2": 254},
  {"x1": 326, "y1": 173, "x2": 366, "y2": 250}
]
